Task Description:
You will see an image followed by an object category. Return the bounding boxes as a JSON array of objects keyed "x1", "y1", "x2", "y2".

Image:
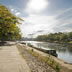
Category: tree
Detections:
[
  {"x1": 0, "y1": 4, "x2": 23, "y2": 41},
  {"x1": 35, "y1": 32, "x2": 71, "y2": 42},
  {"x1": 59, "y1": 33, "x2": 68, "y2": 41},
  {"x1": 69, "y1": 32, "x2": 72, "y2": 40}
]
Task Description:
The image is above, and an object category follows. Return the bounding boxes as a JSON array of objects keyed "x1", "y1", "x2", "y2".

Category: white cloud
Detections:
[
  {"x1": 10, "y1": 8, "x2": 17, "y2": 13},
  {"x1": 10, "y1": 8, "x2": 21, "y2": 16},
  {"x1": 24, "y1": 14, "x2": 58, "y2": 27},
  {"x1": 15, "y1": 12, "x2": 21, "y2": 16},
  {"x1": 11, "y1": 8, "x2": 14, "y2": 12},
  {"x1": 20, "y1": 14, "x2": 59, "y2": 37}
]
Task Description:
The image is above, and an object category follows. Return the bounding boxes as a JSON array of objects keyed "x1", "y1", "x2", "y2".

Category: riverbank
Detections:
[
  {"x1": 17, "y1": 43, "x2": 56, "y2": 72},
  {"x1": 35, "y1": 40, "x2": 72, "y2": 45},
  {"x1": 51, "y1": 41, "x2": 72, "y2": 45},
  {"x1": 18, "y1": 43, "x2": 72, "y2": 72}
]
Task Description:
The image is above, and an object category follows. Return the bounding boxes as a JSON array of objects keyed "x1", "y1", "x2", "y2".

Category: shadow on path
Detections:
[{"x1": 0, "y1": 41, "x2": 15, "y2": 46}]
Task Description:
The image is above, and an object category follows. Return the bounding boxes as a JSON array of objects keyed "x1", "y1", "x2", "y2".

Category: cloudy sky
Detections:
[{"x1": 0, "y1": 0, "x2": 72, "y2": 37}]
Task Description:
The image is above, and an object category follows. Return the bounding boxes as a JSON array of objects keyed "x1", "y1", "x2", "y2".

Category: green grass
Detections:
[
  {"x1": 41, "y1": 56, "x2": 60, "y2": 72},
  {"x1": 68, "y1": 41, "x2": 72, "y2": 44},
  {"x1": 24, "y1": 48, "x2": 60, "y2": 72}
]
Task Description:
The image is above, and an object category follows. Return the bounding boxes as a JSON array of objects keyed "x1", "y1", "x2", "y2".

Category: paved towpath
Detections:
[{"x1": 0, "y1": 42, "x2": 30, "y2": 72}]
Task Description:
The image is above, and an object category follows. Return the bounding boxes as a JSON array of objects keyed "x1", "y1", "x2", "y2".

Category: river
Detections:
[{"x1": 22, "y1": 41, "x2": 72, "y2": 63}]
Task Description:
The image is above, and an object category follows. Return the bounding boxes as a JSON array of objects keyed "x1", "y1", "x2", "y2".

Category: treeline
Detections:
[{"x1": 35, "y1": 32, "x2": 72, "y2": 43}]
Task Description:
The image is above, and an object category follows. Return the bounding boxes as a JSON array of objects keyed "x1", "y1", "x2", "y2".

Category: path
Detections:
[{"x1": 0, "y1": 42, "x2": 30, "y2": 72}]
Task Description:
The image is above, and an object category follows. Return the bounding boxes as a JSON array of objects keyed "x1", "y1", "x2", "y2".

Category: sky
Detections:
[{"x1": 0, "y1": 0, "x2": 72, "y2": 37}]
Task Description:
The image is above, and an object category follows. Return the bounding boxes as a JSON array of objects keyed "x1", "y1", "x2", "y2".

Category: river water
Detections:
[{"x1": 23, "y1": 41, "x2": 72, "y2": 63}]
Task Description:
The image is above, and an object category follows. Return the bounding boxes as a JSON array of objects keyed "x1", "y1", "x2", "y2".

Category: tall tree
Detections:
[{"x1": 0, "y1": 4, "x2": 23, "y2": 41}]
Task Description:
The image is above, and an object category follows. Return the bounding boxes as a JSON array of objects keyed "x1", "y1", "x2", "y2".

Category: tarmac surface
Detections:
[{"x1": 0, "y1": 42, "x2": 30, "y2": 72}]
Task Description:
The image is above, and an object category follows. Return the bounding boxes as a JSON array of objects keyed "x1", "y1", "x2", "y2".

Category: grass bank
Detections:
[
  {"x1": 17, "y1": 44, "x2": 60, "y2": 72},
  {"x1": 25, "y1": 48, "x2": 60, "y2": 72}
]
